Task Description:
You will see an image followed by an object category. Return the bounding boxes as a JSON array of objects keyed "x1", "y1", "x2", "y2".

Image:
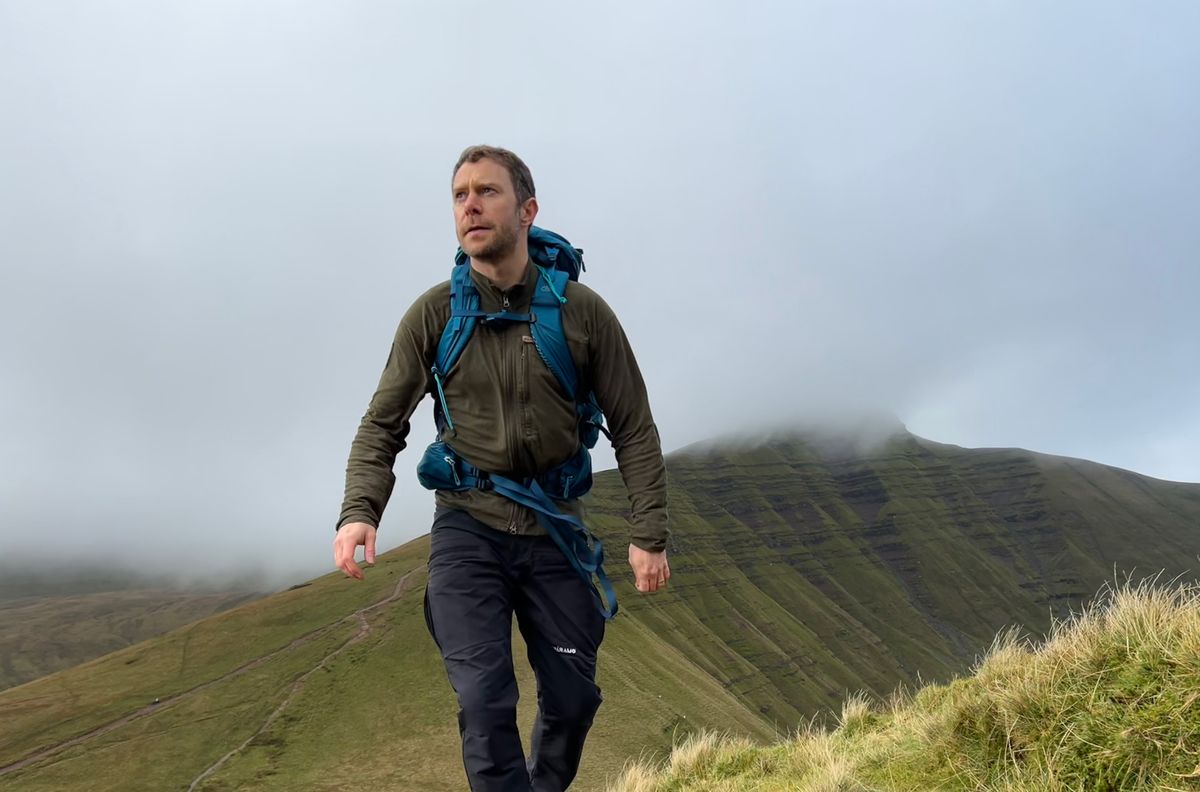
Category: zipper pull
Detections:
[
  {"x1": 502, "y1": 294, "x2": 511, "y2": 310},
  {"x1": 444, "y1": 455, "x2": 461, "y2": 487}
]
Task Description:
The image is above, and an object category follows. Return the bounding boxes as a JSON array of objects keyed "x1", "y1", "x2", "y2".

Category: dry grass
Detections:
[{"x1": 606, "y1": 578, "x2": 1200, "y2": 792}]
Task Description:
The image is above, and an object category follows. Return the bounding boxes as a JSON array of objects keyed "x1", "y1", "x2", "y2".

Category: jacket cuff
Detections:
[
  {"x1": 335, "y1": 515, "x2": 378, "y2": 532},
  {"x1": 629, "y1": 536, "x2": 667, "y2": 553},
  {"x1": 629, "y1": 520, "x2": 669, "y2": 553}
]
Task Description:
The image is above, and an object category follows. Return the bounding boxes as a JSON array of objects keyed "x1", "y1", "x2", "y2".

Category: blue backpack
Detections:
[{"x1": 415, "y1": 226, "x2": 618, "y2": 619}]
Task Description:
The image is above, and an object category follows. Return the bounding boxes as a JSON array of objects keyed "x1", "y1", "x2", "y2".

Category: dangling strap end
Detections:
[
  {"x1": 431, "y1": 367, "x2": 456, "y2": 434},
  {"x1": 537, "y1": 265, "x2": 568, "y2": 305}
]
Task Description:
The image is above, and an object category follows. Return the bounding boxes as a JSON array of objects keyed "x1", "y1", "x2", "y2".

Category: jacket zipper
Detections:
[{"x1": 501, "y1": 293, "x2": 519, "y2": 533}]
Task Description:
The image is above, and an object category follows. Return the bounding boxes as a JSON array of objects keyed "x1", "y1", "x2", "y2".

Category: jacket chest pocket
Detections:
[
  {"x1": 517, "y1": 335, "x2": 533, "y2": 443},
  {"x1": 521, "y1": 330, "x2": 586, "y2": 469},
  {"x1": 519, "y1": 335, "x2": 533, "y2": 402},
  {"x1": 523, "y1": 333, "x2": 578, "y2": 404}
]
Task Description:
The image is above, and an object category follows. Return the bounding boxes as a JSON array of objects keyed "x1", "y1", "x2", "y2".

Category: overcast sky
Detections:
[{"x1": 2, "y1": 1, "x2": 1197, "y2": 585}]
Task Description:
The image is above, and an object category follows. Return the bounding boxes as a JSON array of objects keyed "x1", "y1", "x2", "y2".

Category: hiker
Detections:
[{"x1": 333, "y1": 145, "x2": 670, "y2": 792}]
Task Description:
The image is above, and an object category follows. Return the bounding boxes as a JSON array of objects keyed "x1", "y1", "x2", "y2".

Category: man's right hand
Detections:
[{"x1": 334, "y1": 522, "x2": 377, "y2": 580}]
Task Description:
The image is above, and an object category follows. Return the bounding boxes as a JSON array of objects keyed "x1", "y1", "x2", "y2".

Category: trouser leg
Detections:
[
  {"x1": 424, "y1": 511, "x2": 530, "y2": 792},
  {"x1": 517, "y1": 539, "x2": 606, "y2": 792}
]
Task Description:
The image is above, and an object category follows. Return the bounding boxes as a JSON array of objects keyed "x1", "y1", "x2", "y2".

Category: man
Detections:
[{"x1": 333, "y1": 145, "x2": 670, "y2": 792}]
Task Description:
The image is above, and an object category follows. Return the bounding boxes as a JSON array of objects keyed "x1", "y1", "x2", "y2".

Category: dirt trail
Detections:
[
  {"x1": 0, "y1": 569, "x2": 418, "y2": 780},
  {"x1": 186, "y1": 572, "x2": 415, "y2": 791}
]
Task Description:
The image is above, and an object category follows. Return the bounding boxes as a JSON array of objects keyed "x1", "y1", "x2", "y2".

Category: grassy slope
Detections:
[
  {"x1": 1, "y1": 430, "x2": 1198, "y2": 790},
  {"x1": 0, "y1": 540, "x2": 775, "y2": 792},
  {"x1": 610, "y1": 431, "x2": 1200, "y2": 728},
  {"x1": 607, "y1": 580, "x2": 1200, "y2": 791},
  {"x1": 0, "y1": 590, "x2": 262, "y2": 691}
]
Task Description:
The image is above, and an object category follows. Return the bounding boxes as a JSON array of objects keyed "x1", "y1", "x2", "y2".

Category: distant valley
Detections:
[{"x1": 0, "y1": 584, "x2": 264, "y2": 691}]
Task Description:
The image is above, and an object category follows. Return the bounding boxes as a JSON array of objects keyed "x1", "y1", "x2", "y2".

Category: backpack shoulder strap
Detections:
[
  {"x1": 431, "y1": 264, "x2": 480, "y2": 434},
  {"x1": 435, "y1": 264, "x2": 479, "y2": 377},
  {"x1": 529, "y1": 266, "x2": 579, "y2": 400}
]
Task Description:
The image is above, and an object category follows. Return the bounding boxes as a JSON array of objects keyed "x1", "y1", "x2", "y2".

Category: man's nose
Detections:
[{"x1": 462, "y1": 190, "x2": 483, "y2": 213}]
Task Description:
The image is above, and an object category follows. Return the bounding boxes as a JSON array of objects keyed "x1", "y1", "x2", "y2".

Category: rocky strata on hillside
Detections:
[{"x1": 583, "y1": 428, "x2": 1200, "y2": 727}]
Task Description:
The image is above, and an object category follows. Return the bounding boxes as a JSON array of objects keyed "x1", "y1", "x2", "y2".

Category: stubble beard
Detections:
[{"x1": 463, "y1": 212, "x2": 521, "y2": 264}]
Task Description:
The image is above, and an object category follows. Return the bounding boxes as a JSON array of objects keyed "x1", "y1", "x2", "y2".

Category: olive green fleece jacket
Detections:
[{"x1": 337, "y1": 261, "x2": 670, "y2": 553}]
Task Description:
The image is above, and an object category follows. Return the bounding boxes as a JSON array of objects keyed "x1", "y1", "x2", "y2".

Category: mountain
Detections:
[
  {"x1": 1, "y1": 427, "x2": 1198, "y2": 791},
  {"x1": 581, "y1": 427, "x2": 1200, "y2": 728},
  {"x1": 0, "y1": 588, "x2": 263, "y2": 691},
  {"x1": 0, "y1": 564, "x2": 266, "y2": 691}
]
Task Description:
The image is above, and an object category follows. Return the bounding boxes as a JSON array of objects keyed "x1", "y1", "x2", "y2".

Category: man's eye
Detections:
[
  {"x1": 454, "y1": 192, "x2": 466, "y2": 201},
  {"x1": 483, "y1": 187, "x2": 496, "y2": 194}
]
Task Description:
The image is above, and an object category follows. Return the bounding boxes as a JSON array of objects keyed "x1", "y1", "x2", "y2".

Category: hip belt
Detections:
[{"x1": 417, "y1": 440, "x2": 618, "y2": 620}]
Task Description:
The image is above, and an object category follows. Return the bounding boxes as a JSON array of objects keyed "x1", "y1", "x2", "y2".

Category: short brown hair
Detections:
[{"x1": 453, "y1": 145, "x2": 536, "y2": 207}]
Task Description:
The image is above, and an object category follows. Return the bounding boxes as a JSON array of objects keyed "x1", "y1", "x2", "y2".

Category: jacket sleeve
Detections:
[
  {"x1": 336, "y1": 295, "x2": 439, "y2": 531},
  {"x1": 588, "y1": 296, "x2": 670, "y2": 553}
]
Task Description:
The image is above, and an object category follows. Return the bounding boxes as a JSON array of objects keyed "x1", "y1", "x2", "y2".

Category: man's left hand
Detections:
[{"x1": 628, "y1": 544, "x2": 670, "y2": 593}]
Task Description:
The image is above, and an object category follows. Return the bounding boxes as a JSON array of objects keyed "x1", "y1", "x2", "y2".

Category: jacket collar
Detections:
[{"x1": 468, "y1": 259, "x2": 537, "y2": 310}]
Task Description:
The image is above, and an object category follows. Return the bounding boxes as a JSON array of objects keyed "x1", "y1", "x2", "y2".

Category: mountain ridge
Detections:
[{"x1": 2, "y1": 427, "x2": 1198, "y2": 790}]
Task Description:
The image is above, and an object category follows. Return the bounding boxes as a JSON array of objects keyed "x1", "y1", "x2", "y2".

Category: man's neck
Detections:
[{"x1": 470, "y1": 244, "x2": 530, "y2": 292}]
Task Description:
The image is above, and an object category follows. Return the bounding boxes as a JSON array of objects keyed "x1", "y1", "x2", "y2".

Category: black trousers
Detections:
[{"x1": 423, "y1": 507, "x2": 605, "y2": 792}]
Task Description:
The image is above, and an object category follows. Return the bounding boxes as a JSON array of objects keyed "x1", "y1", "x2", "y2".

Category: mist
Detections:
[{"x1": 2, "y1": 1, "x2": 1197, "y2": 585}]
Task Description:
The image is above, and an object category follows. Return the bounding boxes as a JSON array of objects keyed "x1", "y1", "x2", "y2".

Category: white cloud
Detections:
[{"x1": 1, "y1": 0, "x2": 1197, "y2": 581}]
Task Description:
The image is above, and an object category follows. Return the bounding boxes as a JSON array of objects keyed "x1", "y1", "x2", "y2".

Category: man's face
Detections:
[{"x1": 452, "y1": 158, "x2": 535, "y2": 262}]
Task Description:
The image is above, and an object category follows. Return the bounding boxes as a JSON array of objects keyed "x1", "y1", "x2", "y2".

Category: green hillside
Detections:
[
  {"x1": 1, "y1": 429, "x2": 1197, "y2": 790},
  {"x1": 0, "y1": 590, "x2": 262, "y2": 691},
  {"x1": 589, "y1": 430, "x2": 1200, "y2": 726},
  {"x1": 607, "y1": 579, "x2": 1200, "y2": 791},
  {"x1": 0, "y1": 541, "x2": 773, "y2": 792}
]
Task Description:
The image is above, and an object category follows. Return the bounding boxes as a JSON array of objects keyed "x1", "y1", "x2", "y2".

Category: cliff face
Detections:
[{"x1": 583, "y1": 430, "x2": 1200, "y2": 728}]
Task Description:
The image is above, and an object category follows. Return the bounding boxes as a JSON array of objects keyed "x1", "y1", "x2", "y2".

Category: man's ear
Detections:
[{"x1": 520, "y1": 197, "x2": 539, "y2": 229}]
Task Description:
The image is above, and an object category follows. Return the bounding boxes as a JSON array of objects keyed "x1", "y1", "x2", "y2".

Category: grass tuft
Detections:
[{"x1": 606, "y1": 579, "x2": 1200, "y2": 791}]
